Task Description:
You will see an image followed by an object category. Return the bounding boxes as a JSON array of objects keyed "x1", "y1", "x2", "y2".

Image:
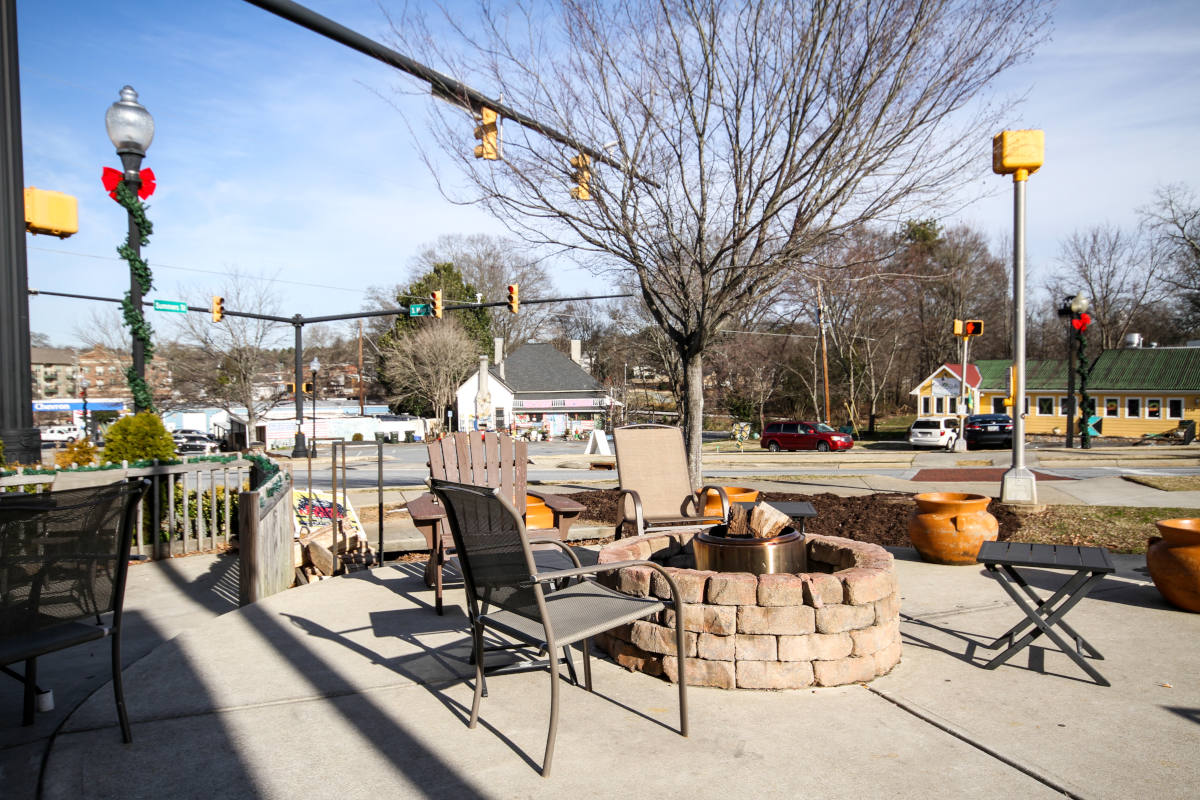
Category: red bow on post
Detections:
[
  {"x1": 1071, "y1": 312, "x2": 1091, "y2": 332},
  {"x1": 101, "y1": 167, "x2": 156, "y2": 201}
]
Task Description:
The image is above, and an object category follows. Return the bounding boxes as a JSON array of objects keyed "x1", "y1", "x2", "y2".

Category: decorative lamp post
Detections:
[
  {"x1": 1065, "y1": 293, "x2": 1094, "y2": 449},
  {"x1": 104, "y1": 86, "x2": 154, "y2": 412},
  {"x1": 80, "y1": 378, "x2": 90, "y2": 440},
  {"x1": 310, "y1": 356, "x2": 321, "y2": 456},
  {"x1": 1057, "y1": 294, "x2": 1081, "y2": 448}
]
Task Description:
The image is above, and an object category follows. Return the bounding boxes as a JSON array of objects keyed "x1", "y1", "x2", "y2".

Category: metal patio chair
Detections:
[
  {"x1": 0, "y1": 478, "x2": 149, "y2": 742},
  {"x1": 430, "y1": 478, "x2": 688, "y2": 777},
  {"x1": 613, "y1": 424, "x2": 731, "y2": 538}
]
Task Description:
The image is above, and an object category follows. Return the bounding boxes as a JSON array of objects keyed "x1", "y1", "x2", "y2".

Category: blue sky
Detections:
[{"x1": 17, "y1": 0, "x2": 1200, "y2": 347}]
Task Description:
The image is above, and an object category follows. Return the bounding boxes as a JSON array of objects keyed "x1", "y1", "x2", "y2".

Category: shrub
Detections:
[
  {"x1": 55, "y1": 438, "x2": 98, "y2": 468},
  {"x1": 101, "y1": 412, "x2": 176, "y2": 464},
  {"x1": 352, "y1": 432, "x2": 364, "y2": 441}
]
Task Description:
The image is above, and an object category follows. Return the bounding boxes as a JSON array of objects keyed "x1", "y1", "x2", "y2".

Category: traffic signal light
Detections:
[
  {"x1": 506, "y1": 283, "x2": 519, "y2": 314},
  {"x1": 964, "y1": 319, "x2": 984, "y2": 337},
  {"x1": 430, "y1": 290, "x2": 443, "y2": 319},
  {"x1": 211, "y1": 296, "x2": 224, "y2": 323},
  {"x1": 286, "y1": 382, "x2": 295, "y2": 393},
  {"x1": 473, "y1": 107, "x2": 499, "y2": 160},
  {"x1": 24, "y1": 187, "x2": 78, "y2": 238},
  {"x1": 569, "y1": 153, "x2": 591, "y2": 200},
  {"x1": 953, "y1": 319, "x2": 963, "y2": 336}
]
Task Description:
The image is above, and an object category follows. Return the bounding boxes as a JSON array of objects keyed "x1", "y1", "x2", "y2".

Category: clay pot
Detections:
[
  {"x1": 698, "y1": 486, "x2": 759, "y2": 517},
  {"x1": 524, "y1": 495, "x2": 554, "y2": 530},
  {"x1": 907, "y1": 492, "x2": 998, "y2": 565},
  {"x1": 1148, "y1": 519, "x2": 1200, "y2": 612}
]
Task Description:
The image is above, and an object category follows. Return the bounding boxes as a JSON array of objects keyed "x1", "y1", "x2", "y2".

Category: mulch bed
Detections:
[{"x1": 562, "y1": 489, "x2": 1023, "y2": 549}]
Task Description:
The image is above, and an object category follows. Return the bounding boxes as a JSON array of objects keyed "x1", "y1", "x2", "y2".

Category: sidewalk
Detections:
[{"x1": 21, "y1": 541, "x2": 1200, "y2": 799}]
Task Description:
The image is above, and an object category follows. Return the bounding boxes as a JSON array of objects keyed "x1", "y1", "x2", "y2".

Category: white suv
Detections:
[
  {"x1": 41, "y1": 425, "x2": 85, "y2": 444},
  {"x1": 908, "y1": 417, "x2": 959, "y2": 450}
]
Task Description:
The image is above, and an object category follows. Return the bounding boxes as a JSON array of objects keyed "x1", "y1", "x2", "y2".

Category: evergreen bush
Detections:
[
  {"x1": 55, "y1": 437, "x2": 98, "y2": 468},
  {"x1": 101, "y1": 412, "x2": 176, "y2": 464}
]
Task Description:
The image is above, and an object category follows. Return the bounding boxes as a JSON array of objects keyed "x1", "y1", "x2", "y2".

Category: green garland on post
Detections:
[{"x1": 114, "y1": 179, "x2": 156, "y2": 412}]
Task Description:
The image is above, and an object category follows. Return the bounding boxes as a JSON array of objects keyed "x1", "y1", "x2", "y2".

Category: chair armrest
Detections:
[
  {"x1": 616, "y1": 488, "x2": 645, "y2": 537},
  {"x1": 696, "y1": 484, "x2": 731, "y2": 521},
  {"x1": 526, "y1": 537, "x2": 583, "y2": 569},
  {"x1": 533, "y1": 559, "x2": 685, "y2": 609},
  {"x1": 405, "y1": 493, "x2": 446, "y2": 523},
  {"x1": 528, "y1": 490, "x2": 585, "y2": 514}
]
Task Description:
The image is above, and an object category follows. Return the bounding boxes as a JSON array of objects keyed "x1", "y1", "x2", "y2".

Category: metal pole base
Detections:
[
  {"x1": 1000, "y1": 466, "x2": 1038, "y2": 504},
  {"x1": 952, "y1": 437, "x2": 968, "y2": 453},
  {"x1": 291, "y1": 432, "x2": 308, "y2": 459}
]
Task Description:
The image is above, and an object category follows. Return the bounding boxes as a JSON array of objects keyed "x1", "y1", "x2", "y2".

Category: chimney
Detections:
[
  {"x1": 570, "y1": 339, "x2": 582, "y2": 365},
  {"x1": 475, "y1": 355, "x2": 490, "y2": 428}
]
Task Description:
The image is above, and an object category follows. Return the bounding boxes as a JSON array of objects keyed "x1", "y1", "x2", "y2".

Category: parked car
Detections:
[
  {"x1": 174, "y1": 433, "x2": 221, "y2": 455},
  {"x1": 40, "y1": 425, "x2": 84, "y2": 445},
  {"x1": 963, "y1": 414, "x2": 1013, "y2": 450},
  {"x1": 908, "y1": 417, "x2": 960, "y2": 449},
  {"x1": 760, "y1": 421, "x2": 854, "y2": 452}
]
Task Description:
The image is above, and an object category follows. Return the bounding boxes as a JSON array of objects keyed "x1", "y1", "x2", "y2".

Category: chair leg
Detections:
[
  {"x1": 581, "y1": 637, "x2": 593, "y2": 692},
  {"x1": 112, "y1": 628, "x2": 132, "y2": 743},
  {"x1": 561, "y1": 645, "x2": 578, "y2": 686},
  {"x1": 22, "y1": 657, "x2": 36, "y2": 726},
  {"x1": 542, "y1": 645, "x2": 560, "y2": 778},
  {"x1": 468, "y1": 623, "x2": 485, "y2": 728},
  {"x1": 434, "y1": 535, "x2": 445, "y2": 616}
]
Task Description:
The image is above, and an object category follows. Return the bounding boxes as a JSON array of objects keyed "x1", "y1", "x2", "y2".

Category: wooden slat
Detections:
[
  {"x1": 484, "y1": 431, "x2": 500, "y2": 487},
  {"x1": 1029, "y1": 542, "x2": 1057, "y2": 565},
  {"x1": 455, "y1": 433, "x2": 473, "y2": 483},
  {"x1": 223, "y1": 467, "x2": 231, "y2": 547},
  {"x1": 167, "y1": 474, "x2": 177, "y2": 556},
  {"x1": 499, "y1": 435, "x2": 517, "y2": 510},
  {"x1": 151, "y1": 473, "x2": 160, "y2": 557},
  {"x1": 181, "y1": 472, "x2": 191, "y2": 553},
  {"x1": 429, "y1": 438, "x2": 449, "y2": 481},
  {"x1": 210, "y1": 469, "x2": 218, "y2": 549},
  {"x1": 513, "y1": 439, "x2": 527, "y2": 514}
]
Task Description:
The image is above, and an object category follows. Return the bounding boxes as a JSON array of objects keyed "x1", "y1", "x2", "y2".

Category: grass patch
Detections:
[
  {"x1": 956, "y1": 459, "x2": 993, "y2": 467},
  {"x1": 1121, "y1": 475, "x2": 1200, "y2": 492},
  {"x1": 1007, "y1": 505, "x2": 1197, "y2": 554}
]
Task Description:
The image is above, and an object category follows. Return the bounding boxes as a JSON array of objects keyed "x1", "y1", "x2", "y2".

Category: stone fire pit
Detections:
[{"x1": 594, "y1": 531, "x2": 901, "y2": 689}]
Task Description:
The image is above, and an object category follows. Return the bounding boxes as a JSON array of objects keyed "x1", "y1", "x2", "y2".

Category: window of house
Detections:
[
  {"x1": 922, "y1": 396, "x2": 931, "y2": 414},
  {"x1": 1167, "y1": 398, "x2": 1184, "y2": 419},
  {"x1": 992, "y1": 397, "x2": 1007, "y2": 414},
  {"x1": 934, "y1": 396, "x2": 944, "y2": 414},
  {"x1": 948, "y1": 397, "x2": 957, "y2": 414},
  {"x1": 551, "y1": 399, "x2": 565, "y2": 407},
  {"x1": 1037, "y1": 397, "x2": 1054, "y2": 415},
  {"x1": 1126, "y1": 398, "x2": 1141, "y2": 418},
  {"x1": 1146, "y1": 398, "x2": 1162, "y2": 419},
  {"x1": 1059, "y1": 396, "x2": 1069, "y2": 415},
  {"x1": 1102, "y1": 398, "x2": 1118, "y2": 417}
]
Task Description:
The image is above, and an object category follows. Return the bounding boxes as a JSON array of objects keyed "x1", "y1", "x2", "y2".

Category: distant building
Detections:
[
  {"x1": 30, "y1": 347, "x2": 78, "y2": 399},
  {"x1": 455, "y1": 342, "x2": 615, "y2": 436}
]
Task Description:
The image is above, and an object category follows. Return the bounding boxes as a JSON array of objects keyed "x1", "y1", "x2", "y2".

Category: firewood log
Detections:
[{"x1": 749, "y1": 503, "x2": 792, "y2": 539}]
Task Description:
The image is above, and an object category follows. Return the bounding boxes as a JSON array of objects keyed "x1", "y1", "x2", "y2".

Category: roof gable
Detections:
[
  {"x1": 494, "y1": 343, "x2": 602, "y2": 393},
  {"x1": 909, "y1": 363, "x2": 981, "y2": 395}
]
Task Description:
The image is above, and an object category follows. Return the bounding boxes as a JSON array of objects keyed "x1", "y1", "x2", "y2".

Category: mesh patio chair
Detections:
[
  {"x1": 409, "y1": 431, "x2": 584, "y2": 614},
  {"x1": 431, "y1": 478, "x2": 688, "y2": 777},
  {"x1": 0, "y1": 478, "x2": 149, "y2": 742},
  {"x1": 613, "y1": 424, "x2": 731, "y2": 538}
]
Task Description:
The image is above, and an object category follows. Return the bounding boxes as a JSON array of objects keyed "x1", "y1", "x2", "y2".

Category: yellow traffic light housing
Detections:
[
  {"x1": 953, "y1": 319, "x2": 963, "y2": 337},
  {"x1": 569, "y1": 153, "x2": 591, "y2": 201},
  {"x1": 992, "y1": 130, "x2": 1044, "y2": 181},
  {"x1": 473, "y1": 107, "x2": 499, "y2": 160},
  {"x1": 964, "y1": 319, "x2": 984, "y2": 337},
  {"x1": 506, "y1": 283, "x2": 519, "y2": 314},
  {"x1": 430, "y1": 290, "x2": 443, "y2": 319},
  {"x1": 24, "y1": 187, "x2": 78, "y2": 238},
  {"x1": 211, "y1": 296, "x2": 225, "y2": 323},
  {"x1": 286, "y1": 382, "x2": 296, "y2": 393}
]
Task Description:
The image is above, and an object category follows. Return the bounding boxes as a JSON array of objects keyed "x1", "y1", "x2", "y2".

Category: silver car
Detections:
[{"x1": 908, "y1": 417, "x2": 959, "y2": 450}]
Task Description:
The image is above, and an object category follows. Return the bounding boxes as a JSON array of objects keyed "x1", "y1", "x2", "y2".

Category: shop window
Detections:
[
  {"x1": 1126, "y1": 398, "x2": 1141, "y2": 418},
  {"x1": 1167, "y1": 398, "x2": 1184, "y2": 419},
  {"x1": 1103, "y1": 398, "x2": 1119, "y2": 417},
  {"x1": 1146, "y1": 398, "x2": 1162, "y2": 419},
  {"x1": 1037, "y1": 397, "x2": 1054, "y2": 415}
]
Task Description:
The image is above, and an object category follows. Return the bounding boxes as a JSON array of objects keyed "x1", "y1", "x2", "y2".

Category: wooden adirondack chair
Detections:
[{"x1": 407, "y1": 431, "x2": 586, "y2": 614}]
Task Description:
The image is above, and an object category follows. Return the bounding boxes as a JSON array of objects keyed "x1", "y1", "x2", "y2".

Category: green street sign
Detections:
[
  {"x1": 153, "y1": 299, "x2": 188, "y2": 313},
  {"x1": 409, "y1": 303, "x2": 430, "y2": 317}
]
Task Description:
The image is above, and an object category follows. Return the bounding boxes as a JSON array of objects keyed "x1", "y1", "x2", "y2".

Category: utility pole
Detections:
[
  {"x1": 357, "y1": 319, "x2": 364, "y2": 416},
  {"x1": 817, "y1": 280, "x2": 831, "y2": 425}
]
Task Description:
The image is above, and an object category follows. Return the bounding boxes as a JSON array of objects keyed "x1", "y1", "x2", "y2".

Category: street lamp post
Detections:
[
  {"x1": 80, "y1": 378, "x2": 90, "y2": 440},
  {"x1": 310, "y1": 357, "x2": 320, "y2": 456},
  {"x1": 104, "y1": 86, "x2": 154, "y2": 412},
  {"x1": 1064, "y1": 293, "x2": 1094, "y2": 449}
]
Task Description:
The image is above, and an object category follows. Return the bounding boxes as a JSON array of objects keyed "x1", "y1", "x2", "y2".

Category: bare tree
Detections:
[
  {"x1": 388, "y1": 0, "x2": 1048, "y2": 482},
  {"x1": 1142, "y1": 184, "x2": 1200, "y2": 334},
  {"x1": 413, "y1": 233, "x2": 556, "y2": 347},
  {"x1": 1050, "y1": 224, "x2": 1170, "y2": 350},
  {"x1": 378, "y1": 318, "x2": 478, "y2": 421},
  {"x1": 167, "y1": 274, "x2": 289, "y2": 440}
]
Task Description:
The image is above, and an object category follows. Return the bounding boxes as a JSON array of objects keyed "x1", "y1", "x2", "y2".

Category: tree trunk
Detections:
[{"x1": 680, "y1": 351, "x2": 705, "y2": 487}]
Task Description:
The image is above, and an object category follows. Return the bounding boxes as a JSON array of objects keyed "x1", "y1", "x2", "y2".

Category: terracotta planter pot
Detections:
[
  {"x1": 907, "y1": 492, "x2": 998, "y2": 565},
  {"x1": 1148, "y1": 519, "x2": 1200, "y2": 613},
  {"x1": 698, "y1": 486, "x2": 759, "y2": 517},
  {"x1": 524, "y1": 495, "x2": 554, "y2": 530}
]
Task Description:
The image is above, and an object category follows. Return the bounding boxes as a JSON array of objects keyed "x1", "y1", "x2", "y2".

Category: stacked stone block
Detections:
[{"x1": 593, "y1": 532, "x2": 901, "y2": 689}]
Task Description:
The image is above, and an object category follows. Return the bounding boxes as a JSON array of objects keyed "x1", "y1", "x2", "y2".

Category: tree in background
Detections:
[
  {"x1": 413, "y1": 234, "x2": 555, "y2": 349},
  {"x1": 389, "y1": 0, "x2": 1049, "y2": 483},
  {"x1": 378, "y1": 317, "x2": 478, "y2": 423},
  {"x1": 1142, "y1": 184, "x2": 1200, "y2": 335}
]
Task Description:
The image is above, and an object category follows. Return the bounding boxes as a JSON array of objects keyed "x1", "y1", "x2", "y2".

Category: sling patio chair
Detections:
[
  {"x1": 0, "y1": 478, "x2": 149, "y2": 742},
  {"x1": 613, "y1": 423, "x2": 732, "y2": 538},
  {"x1": 430, "y1": 478, "x2": 688, "y2": 777},
  {"x1": 408, "y1": 431, "x2": 585, "y2": 613}
]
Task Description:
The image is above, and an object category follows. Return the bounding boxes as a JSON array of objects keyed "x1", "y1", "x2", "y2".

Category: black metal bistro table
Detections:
[
  {"x1": 976, "y1": 541, "x2": 1115, "y2": 686},
  {"x1": 735, "y1": 500, "x2": 818, "y2": 534}
]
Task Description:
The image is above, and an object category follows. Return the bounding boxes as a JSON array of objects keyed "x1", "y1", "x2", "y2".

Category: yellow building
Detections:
[
  {"x1": 909, "y1": 349, "x2": 1200, "y2": 438},
  {"x1": 909, "y1": 363, "x2": 982, "y2": 417}
]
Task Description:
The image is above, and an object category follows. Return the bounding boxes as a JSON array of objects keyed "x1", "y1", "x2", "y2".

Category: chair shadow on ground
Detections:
[
  {"x1": 283, "y1": 555, "x2": 676, "y2": 773},
  {"x1": 1164, "y1": 706, "x2": 1200, "y2": 727},
  {"x1": 898, "y1": 612, "x2": 1108, "y2": 687}
]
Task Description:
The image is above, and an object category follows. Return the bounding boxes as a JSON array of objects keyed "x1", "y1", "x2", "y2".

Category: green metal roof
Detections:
[{"x1": 975, "y1": 348, "x2": 1200, "y2": 393}]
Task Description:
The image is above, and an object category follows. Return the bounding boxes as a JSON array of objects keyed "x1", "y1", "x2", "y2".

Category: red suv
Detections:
[{"x1": 760, "y1": 421, "x2": 854, "y2": 452}]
